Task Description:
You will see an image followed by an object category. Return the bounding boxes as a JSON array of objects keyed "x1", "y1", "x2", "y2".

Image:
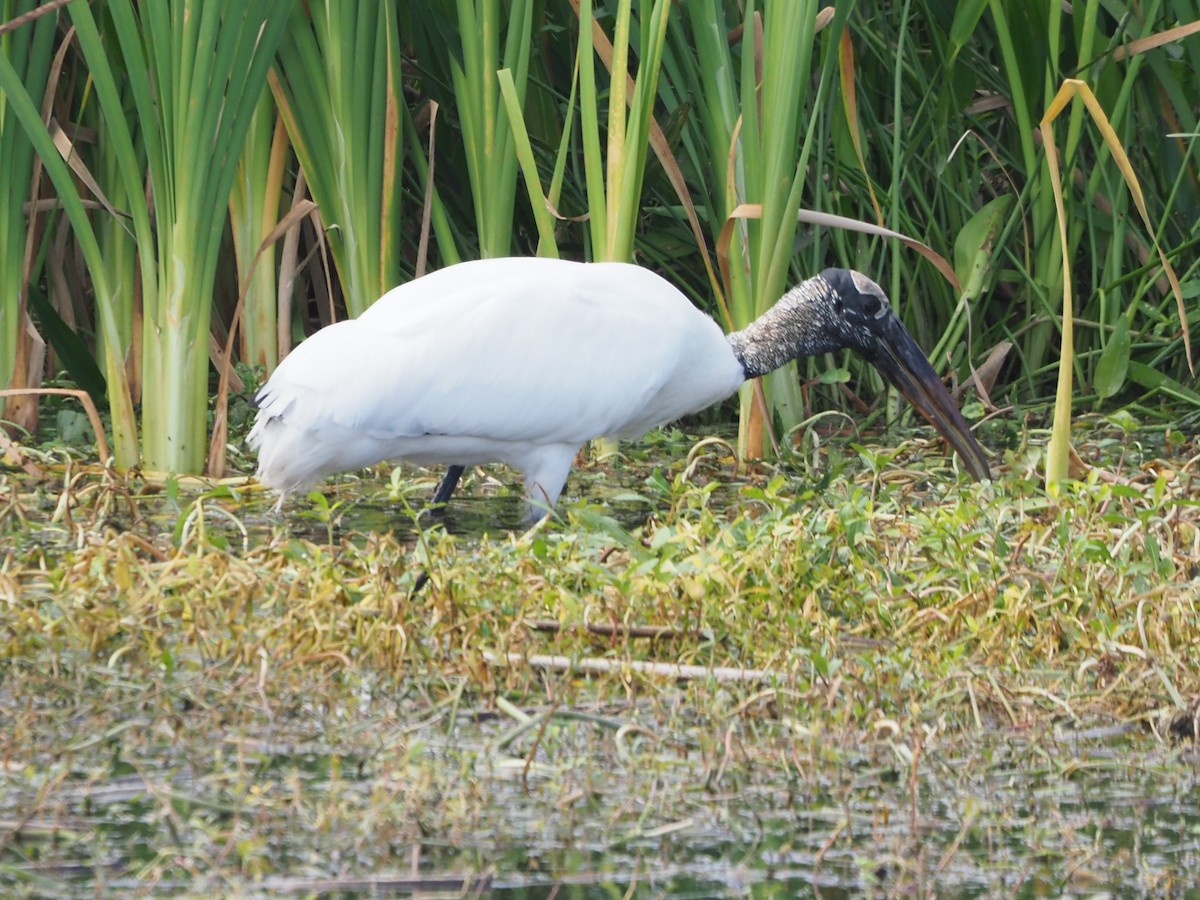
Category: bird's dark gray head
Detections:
[
  {"x1": 727, "y1": 267, "x2": 897, "y2": 374},
  {"x1": 809, "y1": 268, "x2": 902, "y2": 361},
  {"x1": 728, "y1": 267, "x2": 991, "y2": 480}
]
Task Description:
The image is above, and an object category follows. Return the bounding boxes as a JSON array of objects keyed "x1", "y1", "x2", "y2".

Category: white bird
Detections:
[{"x1": 249, "y1": 257, "x2": 989, "y2": 518}]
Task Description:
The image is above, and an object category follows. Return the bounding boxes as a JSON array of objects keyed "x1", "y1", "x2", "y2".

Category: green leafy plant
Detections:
[
  {"x1": 673, "y1": 0, "x2": 844, "y2": 459},
  {"x1": 271, "y1": 0, "x2": 409, "y2": 317},
  {"x1": 448, "y1": 0, "x2": 537, "y2": 259},
  {"x1": 0, "y1": 0, "x2": 60, "y2": 431}
]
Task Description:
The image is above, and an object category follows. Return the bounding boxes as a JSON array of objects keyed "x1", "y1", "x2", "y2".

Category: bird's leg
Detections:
[
  {"x1": 520, "y1": 444, "x2": 577, "y2": 523},
  {"x1": 430, "y1": 464, "x2": 465, "y2": 507},
  {"x1": 410, "y1": 465, "x2": 466, "y2": 597},
  {"x1": 523, "y1": 480, "x2": 558, "y2": 525},
  {"x1": 410, "y1": 568, "x2": 433, "y2": 595}
]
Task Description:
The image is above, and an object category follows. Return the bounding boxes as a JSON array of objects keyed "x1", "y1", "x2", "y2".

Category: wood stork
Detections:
[{"x1": 249, "y1": 257, "x2": 990, "y2": 518}]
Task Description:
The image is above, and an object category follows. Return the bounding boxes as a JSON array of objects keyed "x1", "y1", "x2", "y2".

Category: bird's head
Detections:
[
  {"x1": 812, "y1": 268, "x2": 898, "y2": 355},
  {"x1": 816, "y1": 268, "x2": 990, "y2": 481},
  {"x1": 730, "y1": 267, "x2": 991, "y2": 481}
]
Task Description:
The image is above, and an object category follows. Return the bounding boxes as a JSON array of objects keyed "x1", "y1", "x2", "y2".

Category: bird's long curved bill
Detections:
[{"x1": 870, "y1": 319, "x2": 991, "y2": 481}]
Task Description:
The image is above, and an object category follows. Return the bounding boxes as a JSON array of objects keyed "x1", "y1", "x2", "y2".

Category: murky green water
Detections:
[
  {"x1": 11, "y1": 703, "x2": 1195, "y2": 898},
  {"x1": 423, "y1": 720, "x2": 1199, "y2": 898}
]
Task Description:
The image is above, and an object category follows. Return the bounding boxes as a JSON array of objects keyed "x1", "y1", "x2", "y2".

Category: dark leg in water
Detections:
[
  {"x1": 411, "y1": 465, "x2": 466, "y2": 594},
  {"x1": 431, "y1": 465, "x2": 465, "y2": 507}
]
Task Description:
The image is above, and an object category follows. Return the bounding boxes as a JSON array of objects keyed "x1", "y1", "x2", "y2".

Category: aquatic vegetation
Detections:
[{"x1": 2, "y1": 423, "x2": 1198, "y2": 895}]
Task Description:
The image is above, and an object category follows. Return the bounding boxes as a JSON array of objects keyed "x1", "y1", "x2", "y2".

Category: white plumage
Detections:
[
  {"x1": 249, "y1": 257, "x2": 989, "y2": 517},
  {"x1": 249, "y1": 258, "x2": 743, "y2": 513}
]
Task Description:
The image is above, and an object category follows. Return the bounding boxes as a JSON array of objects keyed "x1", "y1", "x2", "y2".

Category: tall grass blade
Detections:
[
  {"x1": 574, "y1": 0, "x2": 674, "y2": 262},
  {"x1": 680, "y1": 0, "x2": 839, "y2": 459},
  {"x1": 272, "y1": 1, "x2": 407, "y2": 316},
  {"x1": 1040, "y1": 77, "x2": 1192, "y2": 488},
  {"x1": 0, "y1": 5, "x2": 139, "y2": 465},
  {"x1": 230, "y1": 87, "x2": 288, "y2": 371},
  {"x1": 112, "y1": 1, "x2": 290, "y2": 473},
  {"x1": 497, "y1": 68, "x2": 559, "y2": 258},
  {"x1": 449, "y1": 0, "x2": 536, "y2": 259},
  {"x1": 0, "y1": 0, "x2": 57, "y2": 428}
]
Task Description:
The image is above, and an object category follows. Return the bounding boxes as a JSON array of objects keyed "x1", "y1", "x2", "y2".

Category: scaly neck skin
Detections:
[{"x1": 726, "y1": 275, "x2": 841, "y2": 379}]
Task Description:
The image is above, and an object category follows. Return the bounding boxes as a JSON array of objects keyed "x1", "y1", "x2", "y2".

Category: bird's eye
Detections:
[{"x1": 861, "y1": 296, "x2": 881, "y2": 317}]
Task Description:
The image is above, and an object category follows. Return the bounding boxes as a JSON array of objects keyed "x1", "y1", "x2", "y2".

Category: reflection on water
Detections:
[
  {"x1": 433, "y1": 723, "x2": 1200, "y2": 898},
  {"x1": 37, "y1": 710, "x2": 1198, "y2": 898}
]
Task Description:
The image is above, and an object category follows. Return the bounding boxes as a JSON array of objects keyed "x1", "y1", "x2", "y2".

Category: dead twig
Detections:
[
  {"x1": 524, "y1": 618, "x2": 715, "y2": 643},
  {"x1": 484, "y1": 651, "x2": 786, "y2": 684},
  {"x1": 0, "y1": 388, "x2": 111, "y2": 465}
]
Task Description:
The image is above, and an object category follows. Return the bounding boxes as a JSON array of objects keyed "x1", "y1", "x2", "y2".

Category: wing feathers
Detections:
[{"x1": 253, "y1": 259, "x2": 742, "y2": 462}]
